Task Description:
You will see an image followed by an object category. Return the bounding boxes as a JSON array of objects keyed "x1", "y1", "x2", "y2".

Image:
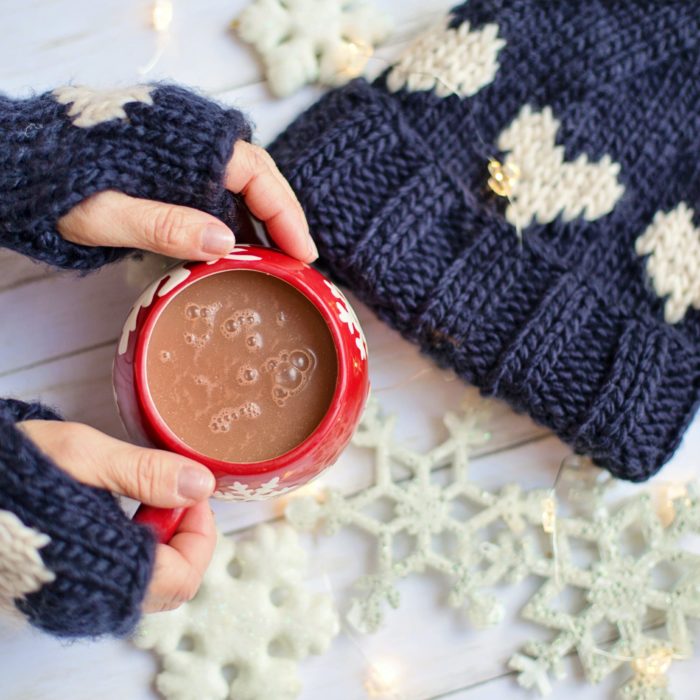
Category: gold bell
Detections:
[{"x1": 488, "y1": 159, "x2": 520, "y2": 198}]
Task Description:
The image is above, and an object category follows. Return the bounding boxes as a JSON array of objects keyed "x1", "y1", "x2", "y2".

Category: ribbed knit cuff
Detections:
[
  {"x1": 415, "y1": 239, "x2": 700, "y2": 481},
  {"x1": 0, "y1": 84, "x2": 251, "y2": 271},
  {"x1": 0, "y1": 399, "x2": 156, "y2": 637}
]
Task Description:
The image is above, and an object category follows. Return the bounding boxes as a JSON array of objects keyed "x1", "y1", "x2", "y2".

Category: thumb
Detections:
[
  {"x1": 18, "y1": 420, "x2": 216, "y2": 508},
  {"x1": 58, "y1": 190, "x2": 236, "y2": 260}
]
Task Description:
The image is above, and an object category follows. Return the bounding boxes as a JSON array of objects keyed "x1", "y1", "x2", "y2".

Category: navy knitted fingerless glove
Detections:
[
  {"x1": 270, "y1": 0, "x2": 700, "y2": 481},
  {"x1": 0, "y1": 399, "x2": 156, "y2": 637},
  {"x1": 1, "y1": 83, "x2": 251, "y2": 270},
  {"x1": 0, "y1": 83, "x2": 252, "y2": 637}
]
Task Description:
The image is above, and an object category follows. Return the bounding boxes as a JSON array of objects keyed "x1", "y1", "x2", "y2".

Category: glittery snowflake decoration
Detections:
[
  {"x1": 286, "y1": 394, "x2": 700, "y2": 699},
  {"x1": 235, "y1": 0, "x2": 392, "y2": 97},
  {"x1": 287, "y1": 396, "x2": 549, "y2": 632},
  {"x1": 134, "y1": 524, "x2": 339, "y2": 700},
  {"x1": 508, "y1": 462, "x2": 700, "y2": 700}
]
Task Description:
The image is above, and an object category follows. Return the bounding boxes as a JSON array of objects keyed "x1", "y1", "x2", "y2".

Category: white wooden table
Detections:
[{"x1": 1, "y1": 2, "x2": 699, "y2": 699}]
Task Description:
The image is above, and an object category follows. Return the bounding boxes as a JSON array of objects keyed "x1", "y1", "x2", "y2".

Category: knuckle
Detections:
[
  {"x1": 147, "y1": 206, "x2": 186, "y2": 251},
  {"x1": 246, "y1": 143, "x2": 274, "y2": 174},
  {"x1": 132, "y1": 450, "x2": 165, "y2": 503}
]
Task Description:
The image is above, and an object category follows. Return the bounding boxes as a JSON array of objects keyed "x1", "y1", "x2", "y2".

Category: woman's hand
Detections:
[
  {"x1": 17, "y1": 420, "x2": 217, "y2": 613},
  {"x1": 57, "y1": 141, "x2": 317, "y2": 263}
]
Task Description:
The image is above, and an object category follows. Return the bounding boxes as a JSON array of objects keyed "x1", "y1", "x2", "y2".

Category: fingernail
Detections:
[
  {"x1": 201, "y1": 225, "x2": 235, "y2": 256},
  {"x1": 178, "y1": 466, "x2": 215, "y2": 501},
  {"x1": 306, "y1": 237, "x2": 319, "y2": 261}
]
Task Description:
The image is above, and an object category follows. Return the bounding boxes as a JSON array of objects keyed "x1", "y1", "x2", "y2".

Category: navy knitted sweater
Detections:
[
  {"x1": 270, "y1": 0, "x2": 700, "y2": 482},
  {"x1": 0, "y1": 84, "x2": 250, "y2": 637}
]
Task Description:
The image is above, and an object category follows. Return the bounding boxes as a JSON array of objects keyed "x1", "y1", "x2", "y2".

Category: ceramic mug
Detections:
[{"x1": 113, "y1": 245, "x2": 370, "y2": 542}]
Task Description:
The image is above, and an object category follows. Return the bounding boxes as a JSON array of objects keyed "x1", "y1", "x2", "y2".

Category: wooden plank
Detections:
[
  {"x1": 1, "y1": 0, "x2": 453, "y2": 98},
  {"x1": 0, "y1": 342, "x2": 126, "y2": 439},
  {"x1": 0, "y1": 249, "x2": 55, "y2": 292},
  {"x1": 0, "y1": 253, "x2": 171, "y2": 376}
]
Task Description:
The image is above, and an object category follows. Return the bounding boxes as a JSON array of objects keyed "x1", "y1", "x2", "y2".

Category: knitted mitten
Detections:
[
  {"x1": 270, "y1": 0, "x2": 700, "y2": 481},
  {"x1": 0, "y1": 84, "x2": 250, "y2": 270},
  {"x1": 0, "y1": 399, "x2": 155, "y2": 637}
]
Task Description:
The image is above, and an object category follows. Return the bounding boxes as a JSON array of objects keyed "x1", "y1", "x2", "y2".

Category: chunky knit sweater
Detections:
[
  {"x1": 270, "y1": 0, "x2": 700, "y2": 482},
  {"x1": 0, "y1": 84, "x2": 250, "y2": 637}
]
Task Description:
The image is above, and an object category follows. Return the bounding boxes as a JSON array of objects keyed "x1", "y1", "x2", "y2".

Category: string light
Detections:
[
  {"x1": 654, "y1": 481, "x2": 690, "y2": 527},
  {"x1": 365, "y1": 655, "x2": 404, "y2": 698},
  {"x1": 139, "y1": 0, "x2": 173, "y2": 76},
  {"x1": 340, "y1": 39, "x2": 375, "y2": 79},
  {"x1": 631, "y1": 647, "x2": 674, "y2": 680},
  {"x1": 151, "y1": 0, "x2": 173, "y2": 33},
  {"x1": 275, "y1": 479, "x2": 326, "y2": 515},
  {"x1": 541, "y1": 492, "x2": 556, "y2": 534}
]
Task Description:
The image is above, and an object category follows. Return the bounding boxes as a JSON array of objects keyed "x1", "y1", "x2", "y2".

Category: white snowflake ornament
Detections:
[
  {"x1": 286, "y1": 394, "x2": 549, "y2": 633},
  {"x1": 134, "y1": 524, "x2": 339, "y2": 700},
  {"x1": 235, "y1": 0, "x2": 392, "y2": 97},
  {"x1": 509, "y1": 476, "x2": 700, "y2": 699},
  {"x1": 286, "y1": 393, "x2": 700, "y2": 699}
]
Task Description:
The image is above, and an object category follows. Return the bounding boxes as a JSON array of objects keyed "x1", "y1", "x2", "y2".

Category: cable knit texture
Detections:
[
  {"x1": 270, "y1": 0, "x2": 700, "y2": 481},
  {"x1": 0, "y1": 83, "x2": 251, "y2": 270},
  {"x1": 0, "y1": 83, "x2": 252, "y2": 637},
  {"x1": 0, "y1": 399, "x2": 156, "y2": 637}
]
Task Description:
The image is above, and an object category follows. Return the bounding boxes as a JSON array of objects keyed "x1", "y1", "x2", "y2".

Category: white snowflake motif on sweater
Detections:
[
  {"x1": 0, "y1": 510, "x2": 55, "y2": 614},
  {"x1": 386, "y1": 19, "x2": 505, "y2": 98},
  {"x1": 53, "y1": 85, "x2": 153, "y2": 128},
  {"x1": 497, "y1": 105, "x2": 625, "y2": 229},
  {"x1": 635, "y1": 202, "x2": 700, "y2": 324}
]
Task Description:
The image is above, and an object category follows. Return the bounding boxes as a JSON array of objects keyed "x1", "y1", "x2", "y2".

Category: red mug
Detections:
[{"x1": 113, "y1": 245, "x2": 369, "y2": 542}]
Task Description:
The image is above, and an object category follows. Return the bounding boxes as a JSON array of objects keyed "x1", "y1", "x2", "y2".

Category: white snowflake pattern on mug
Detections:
[
  {"x1": 214, "y1": 477, "x2": 295, "y2": 501},
  {"x1": 323, "y1": 280, "x2": 367, "y2": 360}
]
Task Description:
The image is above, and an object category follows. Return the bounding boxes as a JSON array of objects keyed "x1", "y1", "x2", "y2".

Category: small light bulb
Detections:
[
  {"x1": 152, "y1": 0, "x2": 173, "y2": 32},
  {"x1": 365, "y1": 656, "x2": 403, "y2": 698},
  {"x1": 655, "y1": 482, "x2": 689, "y2": 527},
  {"x1": 340, "y1": 39, "x2": 374, "y2": 79},
  {"x1": 631, "y1": 648, "x2": 673, "y2": 679},
  {"x1": 541, "y1": 494, "x2": 556, "y2": 534}
]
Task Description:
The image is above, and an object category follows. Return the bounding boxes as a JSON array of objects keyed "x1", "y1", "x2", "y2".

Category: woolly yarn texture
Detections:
[
  {"x1": 0, "y1": 399, "x2": 156, "y2": 637},
  {"x1": 269, "y1": 0, "x2": 700, "y2": 481},
  {"x1": 0, "y1": 84, "x2": 251, "y2": 270}
]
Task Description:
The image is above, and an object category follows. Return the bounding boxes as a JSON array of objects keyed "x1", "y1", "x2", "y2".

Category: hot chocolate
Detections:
[{"x1": 145, "y1": 270, "x2": 338, "y2": 462}]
